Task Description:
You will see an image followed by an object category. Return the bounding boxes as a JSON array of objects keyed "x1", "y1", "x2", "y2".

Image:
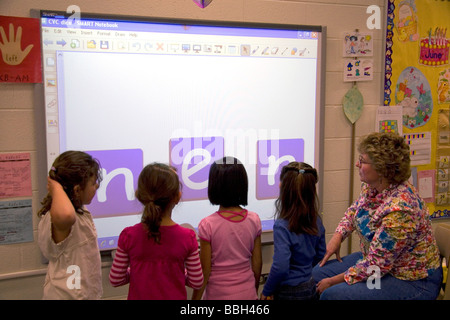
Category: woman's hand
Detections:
[
  {"x1": 319, "y1": 232, "x2": 343, "y2": 267},
  {"x1": 316, "y1": 278, "x2": 332, "y2": 294}
]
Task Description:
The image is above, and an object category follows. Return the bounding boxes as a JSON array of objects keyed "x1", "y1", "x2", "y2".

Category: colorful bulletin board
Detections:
[{"x1": 384, "y1": 0, "x2": 450, "y2": 219}]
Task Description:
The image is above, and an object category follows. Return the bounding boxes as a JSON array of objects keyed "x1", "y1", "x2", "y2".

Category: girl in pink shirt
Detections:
[
  {"x1": 193, "y1": 156, "x2": 262, "y2": 300},
  {"x1": 109, "y1": 163, "x2": 203, "y2": 299}
]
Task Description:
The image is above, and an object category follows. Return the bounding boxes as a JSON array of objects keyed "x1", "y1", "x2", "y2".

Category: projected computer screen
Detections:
[{"x1": 40, "y1": 10, "x2": 325, "y2": 250}]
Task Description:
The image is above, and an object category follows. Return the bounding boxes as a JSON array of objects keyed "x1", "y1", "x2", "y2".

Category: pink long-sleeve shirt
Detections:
[{"x1": 109, "y1": 223, "x2": 203, "y2": 300}]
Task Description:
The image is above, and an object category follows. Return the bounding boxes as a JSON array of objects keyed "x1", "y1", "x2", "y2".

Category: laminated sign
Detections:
[{"x1": 0, "y1": 15, "x2": 42, "y2": 83}]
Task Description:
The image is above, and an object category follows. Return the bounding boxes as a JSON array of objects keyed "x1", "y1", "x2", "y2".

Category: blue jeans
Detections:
[
  {"x1": 312, "y1": 252, "x2": 443, "y2": 300},
  {"x1": 274, "y1": 277, "x2": 319, "y2": 300}
]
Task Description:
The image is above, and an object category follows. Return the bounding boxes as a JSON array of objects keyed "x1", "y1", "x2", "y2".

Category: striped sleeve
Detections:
[
  {"x1": 185, "y1": 249, "x2": 203, "y2": 289},
  {"x1": 109, "y1": 246, "x2": 130, "y2": 287}
]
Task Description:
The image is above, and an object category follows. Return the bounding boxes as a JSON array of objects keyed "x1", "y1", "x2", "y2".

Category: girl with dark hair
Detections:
[
  {"x1": 109, "y1": 163, "x2": 203, "y2": 300},
  {"x1": 261, "y1": 162, "x2": 326, "y2": 300},
  {"x1": 193, "y1": 156, "x2": 262, "y2": 300}
]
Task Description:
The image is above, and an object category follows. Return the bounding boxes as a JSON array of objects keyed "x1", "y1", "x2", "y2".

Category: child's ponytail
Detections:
[
  {"x1": 136, "y1": 163, "x2": 180, "y2": 244},
  {"x1": 141, "y1": 201, "x2": 163, "y2": 244}
]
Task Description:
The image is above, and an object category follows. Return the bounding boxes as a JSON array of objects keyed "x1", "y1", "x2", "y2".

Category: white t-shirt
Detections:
[{"x1": 38, "y1": 209, "x2": 102, "y2": 300}]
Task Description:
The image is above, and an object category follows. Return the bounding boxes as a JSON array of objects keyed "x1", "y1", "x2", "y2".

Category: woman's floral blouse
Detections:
[{"x1": 336, "y1": 181, "x2": 441, "y2": 285}]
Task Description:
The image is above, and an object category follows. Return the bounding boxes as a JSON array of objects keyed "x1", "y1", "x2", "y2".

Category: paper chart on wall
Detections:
[
  {"x1": 376, "y1": 106, "x2": 403, "y2": 135},
  {"x1": 0, "y1": 153, "x2": 32, "y2": 199},
  {"x1": 417, "y1": 170, "x2": 435, "y2": 203},
  {"x1": 0, "y1": 199, "x2": 33, "y2": 245},
  {"x1": 403, "y1": 132, "x2": 431, "y2": 166}
]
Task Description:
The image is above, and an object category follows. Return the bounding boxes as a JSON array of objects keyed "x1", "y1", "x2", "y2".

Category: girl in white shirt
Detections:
[{"x1": 37, "y1": 151, "x2": 103, "y2": 299}]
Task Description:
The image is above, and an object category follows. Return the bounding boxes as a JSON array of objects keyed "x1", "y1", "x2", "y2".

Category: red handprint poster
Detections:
[{"x1": 0, "y1": 15, "x2": 42, "y2": 83}]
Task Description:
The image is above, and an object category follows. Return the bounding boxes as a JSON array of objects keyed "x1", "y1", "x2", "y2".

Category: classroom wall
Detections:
[{"x1": 0, "y1": 0, "x2": 393, "y2": 299}]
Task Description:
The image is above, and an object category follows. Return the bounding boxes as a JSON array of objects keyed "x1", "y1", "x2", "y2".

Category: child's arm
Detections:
[
  {"x1": 47, "y1": 177, "x2": 76, "y2": 243},
  {"x1": 191, "y1": 239, "x2": 211, "y2": 300},
  {"x1": 185, "y1": 248, "x2": 204, "y2": 289},
  {"x1": 316, "y1": 272, "x2": 345, "y2": 293},
  {"x1": 251, "y1": 235, "x2": 262, "y2": 292},
  {"x1": 109, "y1": 246, "x2": 130, "y2": 287}
]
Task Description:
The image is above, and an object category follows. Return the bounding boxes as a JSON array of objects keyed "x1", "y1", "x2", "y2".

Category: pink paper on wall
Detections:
[
  {"x1": 0, "y1": 153, "x2": 32, "y2": 199},
  {"x1": 417, "y1": 169, "x2": 435, "y2": 203}
]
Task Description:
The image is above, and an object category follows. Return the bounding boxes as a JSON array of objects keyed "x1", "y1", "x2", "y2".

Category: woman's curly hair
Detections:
[{"x1": 358, "y1": 132, "x2": 411, "y2": 184}]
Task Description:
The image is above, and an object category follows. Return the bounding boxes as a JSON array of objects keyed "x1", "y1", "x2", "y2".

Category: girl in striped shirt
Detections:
[{"x1": 109, "y1": 163, "x2": 203, "y2": 299}]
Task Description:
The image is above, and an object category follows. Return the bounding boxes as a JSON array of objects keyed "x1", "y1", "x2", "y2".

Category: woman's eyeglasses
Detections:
[{"x1": 357, "y1": 156, "x2": 372, "y2": 165}]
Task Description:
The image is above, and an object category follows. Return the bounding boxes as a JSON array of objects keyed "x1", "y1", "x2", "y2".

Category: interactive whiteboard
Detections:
[{"x1": 39, "y1": 10, "x2": 325, "y2": 250}]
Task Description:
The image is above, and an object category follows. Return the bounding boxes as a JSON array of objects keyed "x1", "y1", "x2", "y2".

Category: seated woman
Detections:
[{"x1": 313, "y1": 132, "x2": 442, "y2": 300}]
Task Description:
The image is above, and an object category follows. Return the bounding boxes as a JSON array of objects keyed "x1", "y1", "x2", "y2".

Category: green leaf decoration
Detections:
[{"x1": 343, "y1": 85, "x2": 364, "y2": 124}]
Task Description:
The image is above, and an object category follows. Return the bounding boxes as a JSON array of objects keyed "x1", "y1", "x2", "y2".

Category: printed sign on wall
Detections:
[{"x1": 0, "y1": 15, "x2": 42, "y2": 83}]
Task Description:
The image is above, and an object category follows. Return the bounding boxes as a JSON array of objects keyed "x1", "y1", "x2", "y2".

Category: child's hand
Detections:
[
  {"x1": 260, "y1": 293, "x2": 273, "y2": 300},
  {"x1": 316, "y1": 278, "x2": 332, "y2": 294},
  {"x1": 47, "y1": 176, "x2": 63, "y2": 195}
]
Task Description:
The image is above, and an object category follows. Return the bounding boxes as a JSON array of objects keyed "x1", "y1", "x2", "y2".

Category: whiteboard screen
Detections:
[{"x1": 40, "y1": 10, "x2": 325, "y2": 249}]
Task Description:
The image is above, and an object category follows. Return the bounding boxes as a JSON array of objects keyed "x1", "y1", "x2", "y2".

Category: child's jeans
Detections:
[{"x1": 274, "y1": 277, "x2": 319, "y2": 300}]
